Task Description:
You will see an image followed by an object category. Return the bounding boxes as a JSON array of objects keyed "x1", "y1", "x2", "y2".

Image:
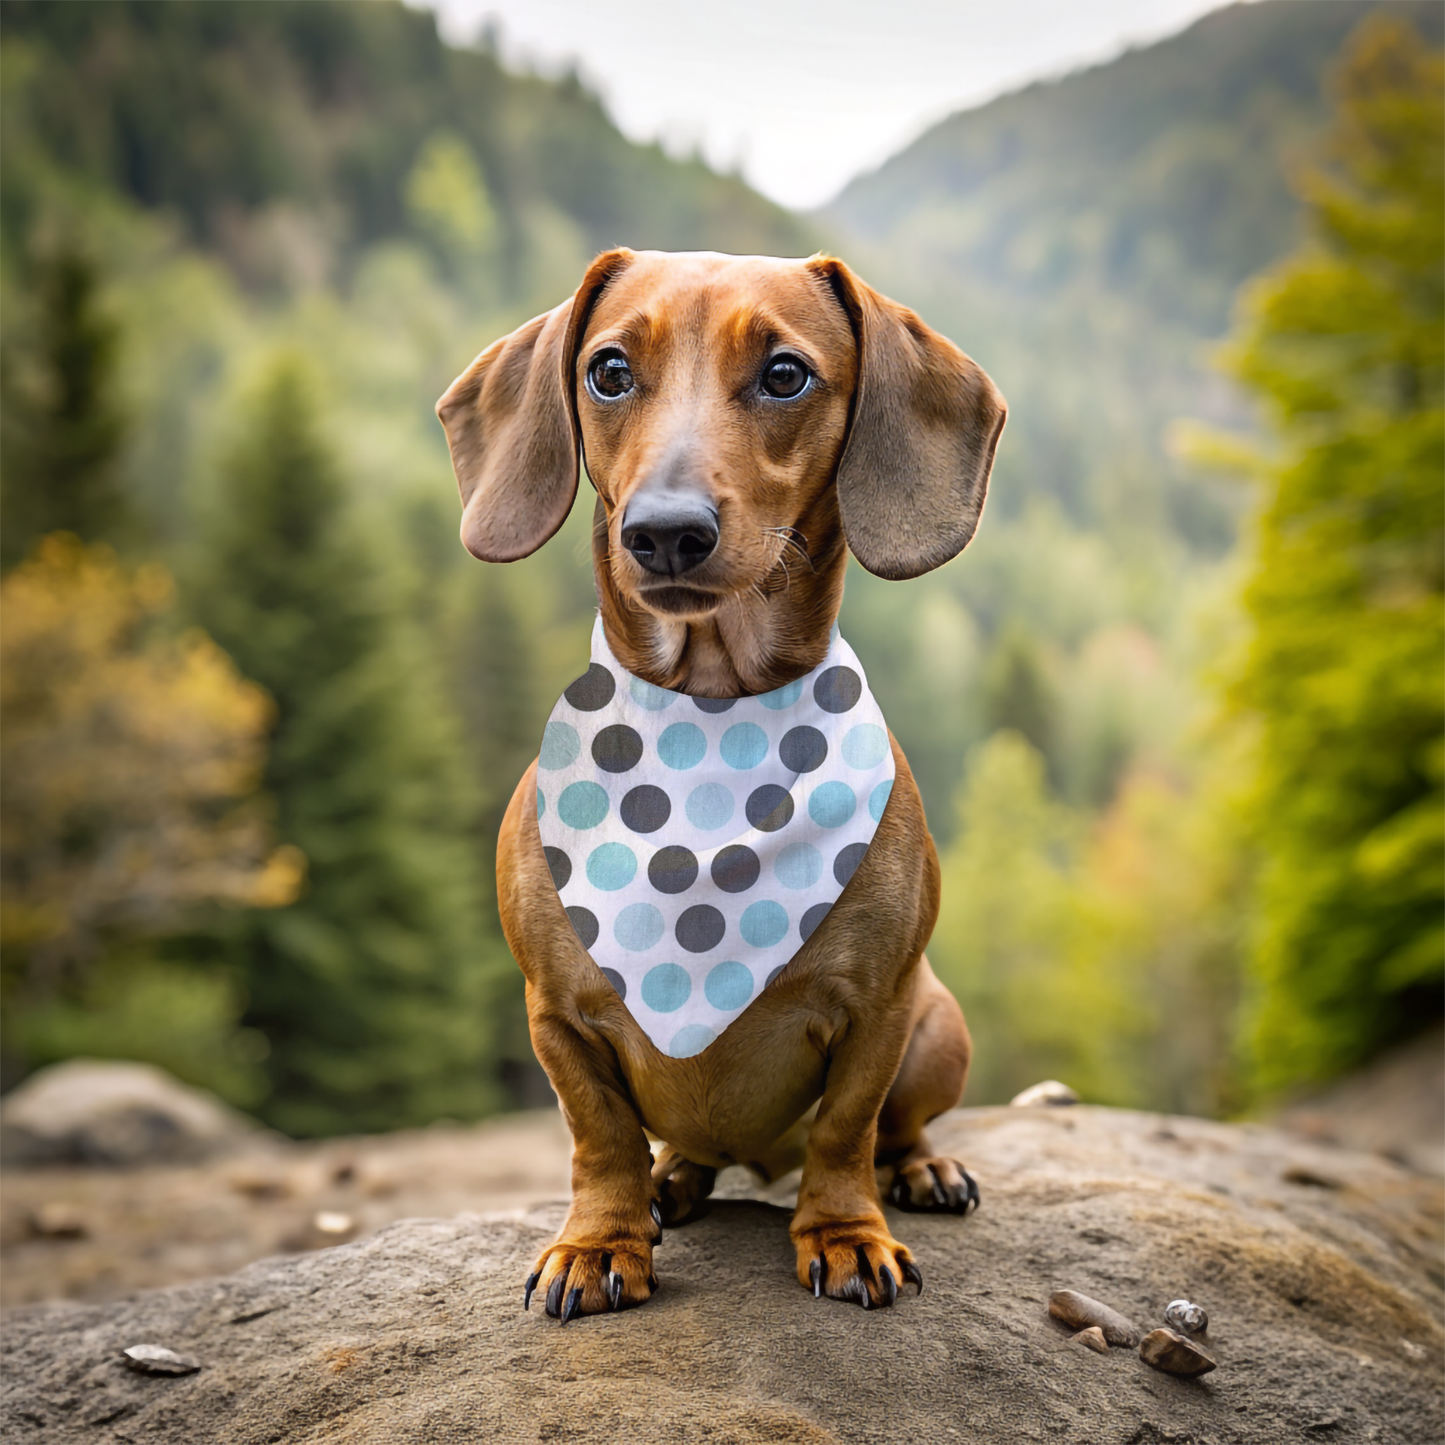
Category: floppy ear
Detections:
[
  {"x1": 436, "y1": 248, "x2": 635, "y2": 562},
  {"x1": 809, "y1": 256, "x2": 1007, "y2": 581}
]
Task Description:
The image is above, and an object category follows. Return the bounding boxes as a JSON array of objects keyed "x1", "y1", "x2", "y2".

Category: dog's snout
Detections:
[{"x1": 621, "y1": 495, "x2": 719, "y2": 577}]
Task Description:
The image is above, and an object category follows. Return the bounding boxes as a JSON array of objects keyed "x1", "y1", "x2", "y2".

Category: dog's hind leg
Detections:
[
  {"x1": 651, "y1": 1145, "x2": 717, "y2": 1225},
  {"x1": 875, "y1": 957, "x2": 981, "y2": 1215}
]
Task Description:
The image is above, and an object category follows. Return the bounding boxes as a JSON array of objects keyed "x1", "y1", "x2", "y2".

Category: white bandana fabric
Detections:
[{"x1": 536, "y1": 618, "x2": 896, "y2": 1060}]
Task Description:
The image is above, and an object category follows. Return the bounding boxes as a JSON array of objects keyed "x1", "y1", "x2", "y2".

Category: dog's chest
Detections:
[{"x1": 536, "y1": 618, "x2": 895, "y2": 1060}]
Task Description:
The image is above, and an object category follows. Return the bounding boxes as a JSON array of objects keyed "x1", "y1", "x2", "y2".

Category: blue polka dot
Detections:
[
  {"x1": 658, "y1": 722, "x2": 707, "y2": 770},
  {"x1": 669, "y1": 1024, "x2": 715, "y2": 1058},
  {"x1": 536, "y1": 789, "x2": 545, "y2": 819},
  {"x1": 641, "y1": 963, "x2": 691, "y2": 1013},
  {"x1": 614, "y1": 902, "x2": 664, "y2": 952},
  {"x1": 539, "y1": 721, "x2": 580, "y2": 770},
  {"x1": 586, "y1": 842, "x2": 637, "y2": 891},
  {"x1": 630, "y1": 677, "x2": 678, "y2": 711},
  {"x1": 558, "y1": 781, "x2": 608, "y2": 829},
  {"x1": 720, "y1": 722, "x2": 769, "y2": 770},
  {"x1": 809, "y1": 781, "x2": 857, "y2": 829},
  {"x1": 775, "y1": 842, "x2": 823, "y2": 890},
  {"x1": 740, "y1": 900, "x2": 789, "y2": 948},
  {"x1": 704, "y1": 961, "x2": 754, "y2": 1010},
  {"x1": 759, "y1": 679, "x2": 803, "y2": 710},
  {"x1": 685, "y1": 783, "x2": 734, "y2": 830},
  {"x1": 842, "y1": 723, "x2": 889, "y2": 770},
  {"x1": 869, "y1": 779, "x2": 894, "y2": 822}
]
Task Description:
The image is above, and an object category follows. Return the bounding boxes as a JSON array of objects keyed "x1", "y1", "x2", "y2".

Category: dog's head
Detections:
[{"x1": 437, "y1": 250, "x2": 1005, "y2": 615}]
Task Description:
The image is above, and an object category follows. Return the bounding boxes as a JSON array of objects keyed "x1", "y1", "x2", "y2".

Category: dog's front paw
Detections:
[
  {"x1": 793, "y1": 1222, "x2": 922, "y2": 1309},
  {"x1": 887, "y1": 1156, "x2": 980, "y2": 1215},
  {"x1": 524, "y1": 1238, "x2": 657, "y2": 1323}
]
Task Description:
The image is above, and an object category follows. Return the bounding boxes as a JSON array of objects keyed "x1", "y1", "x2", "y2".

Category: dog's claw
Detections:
[
  {"x1": 650, "y1": 1200, "x2": 663, "y2": 1230},
  {"x1": 607, "y1": 1271, "x2": 624, "y2": 1310},
  {"x1": 561, "y1": 1286, "x2": 583, "y2": 1325},
  {"x1": 523, "y1": 1271, "x2": 541, "y2": 1311},
  {"x1": 545, "y1": 1274, "x2": 568, "y2": 1318},
  {"x1": 878, "y1": 1266, "x2": 898, "y2": 1306},
  {"x1": 810, "y1": 1255, "x2": 825, "y2": 1299},
  {"x1": 964, "y1": 1171, "x2": 981, "y2": 1213},
  {"x1": 902, "y1": 1259, "x2": 924, "y2": 1295}
]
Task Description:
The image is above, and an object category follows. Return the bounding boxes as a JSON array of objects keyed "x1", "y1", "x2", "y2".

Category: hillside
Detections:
[
  {"x1": 822, "y1": 0, "x2": 1443, "y2": 546},
  {"x1": 0, "y1": 0, "x2": 813, "y2": 295}
]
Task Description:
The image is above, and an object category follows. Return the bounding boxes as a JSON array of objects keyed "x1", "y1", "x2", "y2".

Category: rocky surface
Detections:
[
  {"x1": 3, "y1": 1105, "x2": 1442, "y2": 1444},
  {"x1": 0, "y1": 1061, "x2": 264, "y2": 1169}
]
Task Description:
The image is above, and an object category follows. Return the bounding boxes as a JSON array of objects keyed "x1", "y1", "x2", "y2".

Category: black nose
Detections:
[{"x1": 621, "y1": 496, "x2": 719, "y2": 577}]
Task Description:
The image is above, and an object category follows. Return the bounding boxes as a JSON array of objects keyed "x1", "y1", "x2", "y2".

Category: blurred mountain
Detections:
[
  {"x1": 820, "y1": 0, "x2": 1443, "y2": 549},
  {"x1": 0, "y1": 0, "x2": 815, "y2": 294}
]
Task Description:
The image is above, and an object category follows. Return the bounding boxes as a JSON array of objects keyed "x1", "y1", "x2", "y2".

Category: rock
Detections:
[
  {"x1": 1009, "y1": 1079, "x2": 1080, "y2": 1107},
  {"x1": 1072, "y1": 1325, "x2": 1109, "y2": 1354},
  {"x1": 1048, "y1": 1288, "x2": 1141, "y2": 1347},
  {"x1": 1140, "y1": 1326, "x2": 1217, "y2": 1376},
  {"x1": 2, "y1": 1105, "x2": 1442, "y2": 1443},
  {"x1": 121, "y1": 1344, "x2": 201, "y2": 1376},
  {"x1": 0, "y1": 1060, "x2": 260, "y2": 1167},
  {"x1": 29, "y1": 1202, "x2": 87, "y2": 1239},
  {"x1": 1164, "y1": 1298, "x2": 1208, "y2": 1334}
]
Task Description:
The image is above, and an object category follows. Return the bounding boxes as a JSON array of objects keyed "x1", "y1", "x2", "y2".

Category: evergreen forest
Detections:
[{"x1": 1, "y1": 0, "x2": 1439, "y2": 1134}]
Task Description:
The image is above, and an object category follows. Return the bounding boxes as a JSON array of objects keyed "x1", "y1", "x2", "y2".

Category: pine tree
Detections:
[
  {"x1": 0, "y1": 246, "x2": 131, "y2": 567},
  {"x1": 1224, "y1": 19, "x2": 1444, "y2": 1091},
  {"x1": 193, "y1": 356, "x2": 506, "y2": 1135}
]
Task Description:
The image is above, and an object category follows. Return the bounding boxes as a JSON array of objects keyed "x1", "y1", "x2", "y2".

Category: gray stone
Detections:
[
  {"x1": 121, "y1": 1344, "x2": 201, "y2": 1376},
  {"x1": 1, "y1": 1060, "x2": 260, "y2": 1167},
  {"x1": 1, "y1": 1106, "x2": 1442, "y2": 1444},
  {"x1": 1165, "y1": 1297, "x2": 1209, "y2": 1334},
  {"x1": 1009, "y1": 1079, "x2": 1080, "y2": 1107}
]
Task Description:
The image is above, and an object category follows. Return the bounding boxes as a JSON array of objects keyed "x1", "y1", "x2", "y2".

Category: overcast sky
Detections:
[{"x1": 414, "y1": 0, "x2": 1242, "y2": 210}]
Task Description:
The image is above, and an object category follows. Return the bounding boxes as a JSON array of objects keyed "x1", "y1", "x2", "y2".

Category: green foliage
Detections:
[
  {"x1": 190, "y1": 357, "x2": 509, "y2": 1135},
  {"x1": 929, "y1": 733, "x2": 1245, "y2": 1114},
  {"x1": 9, "y1": 953, "x2": 271, "y2": 1107},
  {"x1": 0, "y1": 245, "x2": 130, "y2": 565},
  {"x1": 1219, "y1": 19, "x2": 1445, "y2": 1092}
]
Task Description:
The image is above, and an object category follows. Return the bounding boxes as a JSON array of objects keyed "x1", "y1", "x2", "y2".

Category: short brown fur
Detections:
[{"x1": 438, "y1": 250, "x2": 1005, "y2": 1317}]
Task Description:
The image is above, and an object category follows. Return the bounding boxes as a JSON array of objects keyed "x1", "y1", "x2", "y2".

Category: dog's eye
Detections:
[
  {"x1": 588, "y1": 351, "x2": 634, "y2": 400},
  {"x1": 761, "y1": 355, "x2": 810, "y2": 400}
]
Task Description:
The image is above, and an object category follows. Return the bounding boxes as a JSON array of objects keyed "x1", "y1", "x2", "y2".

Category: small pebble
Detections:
[
  {"x1": 313, "y1": 1211, "x2": 354, "y2": 1236},
  {"x1": 1009, "y1": 1080, "x2": 1080, "y2": 1107},
  {"x1": 122, "y1": 1344, "x2": 201, "y2": 1376},
  {"x1": 1048, "y1": 1289, "x2": 1141, "y2": 1347},
  {"x1": 1140, "y1": 1327, "x2": 1216, "y2": 1377},
  {"x1": 1165, "y1": 1298, "x2": 1208, "y2": 1335},
  {"x1": 1072, "y1": 1326, "x2": 1109, "y2": 1354}
]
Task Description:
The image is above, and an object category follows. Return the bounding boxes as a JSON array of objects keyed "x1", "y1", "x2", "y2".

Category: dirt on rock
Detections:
[{"x1": 2, "y1": 1104, "x2": 1442, "y2": 1444}]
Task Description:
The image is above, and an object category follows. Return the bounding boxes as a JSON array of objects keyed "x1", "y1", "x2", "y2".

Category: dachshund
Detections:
[{"x1": 437, "y1": 249, "x2": 1005, "y2": 1320}]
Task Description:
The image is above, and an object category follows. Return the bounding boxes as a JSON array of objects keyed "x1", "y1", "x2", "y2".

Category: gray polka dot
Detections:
[
  {"x1": 833, "y1": 842, "x2": 868, "y2": 888},
  {"x1": 593, "y1": 723, "x2": 644, "y2": 773},
  {"x1": 649, "y1": 845, "x2": 699, "y2": 894},
  {"x1": 543, "y1": 846, "x2": 572, "y2": 890},
  {"x1": 814, "y1": 666, "x2": 862, "y2": 714},
  {"x1": 565, "y1": 664, "x2": 615, "y2": 711},
  {"x1": 600, "y1": 967, "x2": 627, "y2": 1001},
  {"x1": 799, "y1": 901, "x2": 831, "y2": 942},
  {"x1": 676, "y1": 904, "x2": 726, "y2": 954},
  {"x1": 746, "y1": 784, "x2": 795, "y2": 832},
  {"x1": 692, "y1": 696, "x2": 736, "y2": 714},
  {"x1": 711, "y1": 844, "x2": 761, "y2": 893},
  {"x1": 620, "y1": 784, "x2": 671, "y2": 833},
  {"x1": 779, "y1": 725, "x2": 827, "y2": 773},
  {"x1": 566, "y1": 906, "x2": 599, "y2": 948}
]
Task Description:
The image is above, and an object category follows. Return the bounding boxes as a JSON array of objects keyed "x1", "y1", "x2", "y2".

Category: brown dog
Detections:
[{"x1": 437, "y1": 250, "x2": 1005, "y2": 1319}]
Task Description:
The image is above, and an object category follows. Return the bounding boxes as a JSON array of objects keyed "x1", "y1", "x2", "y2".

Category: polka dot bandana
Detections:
[{"x1": 537, "y1": 617, "x2": 896, "y2": 1060}]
